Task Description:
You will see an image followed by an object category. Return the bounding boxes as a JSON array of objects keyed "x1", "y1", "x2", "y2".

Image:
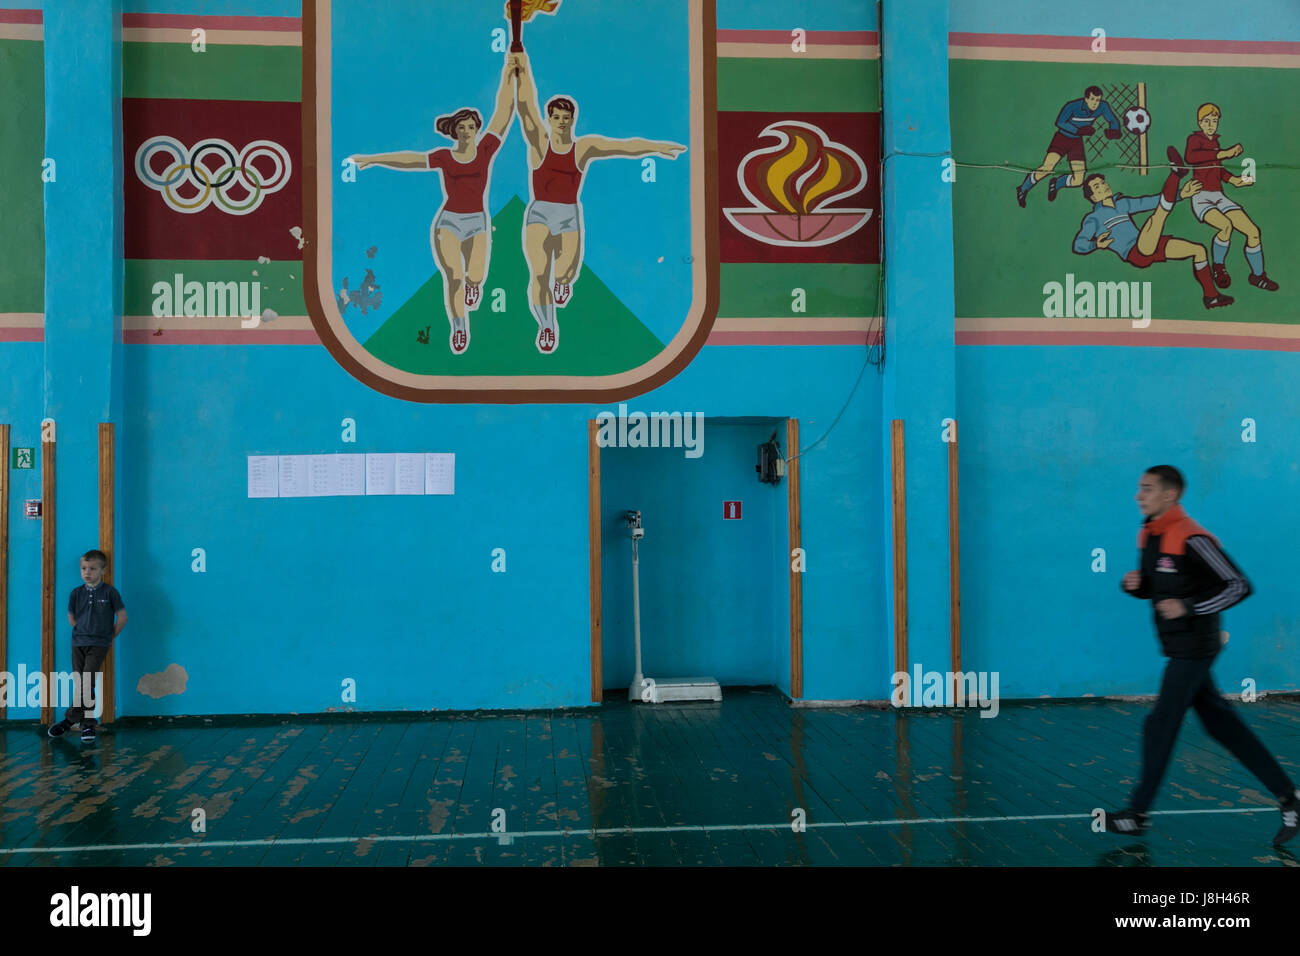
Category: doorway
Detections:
[{"x1": 588, "y1": 417, "x2": 802, "y2": 701}]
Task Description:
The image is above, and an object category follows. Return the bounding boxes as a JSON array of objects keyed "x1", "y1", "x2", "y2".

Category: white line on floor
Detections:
[{"x1": 0, "y1": 806, "x2": 1281, "y2": 855}]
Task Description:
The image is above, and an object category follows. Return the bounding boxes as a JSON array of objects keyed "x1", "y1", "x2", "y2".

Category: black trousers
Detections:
[
  {"x1": 1130, "y1": 654, "x2": 1294, "y2": 812},
  {"x1": 64, "y1": 644, "x2": 108, "y2": 726}
]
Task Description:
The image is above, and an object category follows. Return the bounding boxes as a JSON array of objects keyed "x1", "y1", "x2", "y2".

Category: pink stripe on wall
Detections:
[
  {"x1": 124, "y1": 330, "x2": 320, "y2": 345},
  {"x1": 0, "y1": 329, "x2": 43, "y2": 342},
  {"x1": 956, "y1": 331, "x2": 1300, "y2": 351},
  {"x1": 0, "y1": 9, "x2": 41, "y2": 24},
  {"x1": 948, "y1": 32, "x2": 1300, "y2": 55},
  {"x1": 121, "y1": 13, "x2": 301, "y2": 31},
  {"x1": 707, "y1": 330, "x2": 881, "y2": 346},
  {"x1": 717, "y1": 29, "x2": 877, "y2": 45}
]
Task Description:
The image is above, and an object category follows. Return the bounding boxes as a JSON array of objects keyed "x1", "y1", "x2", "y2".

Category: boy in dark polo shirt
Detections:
[{"x1": 47, "y1": 550, "x2": 126, "y2": 743}]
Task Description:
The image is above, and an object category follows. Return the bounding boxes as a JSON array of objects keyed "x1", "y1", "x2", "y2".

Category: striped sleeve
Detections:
[{"x1": 1185, "y1": 535, "x2": 1252, "y2": 615}]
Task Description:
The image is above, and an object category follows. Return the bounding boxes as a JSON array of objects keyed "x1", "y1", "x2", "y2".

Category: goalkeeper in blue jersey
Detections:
[{"x1": 1016, "y1": 86, "x2": 1123, "y2": 207}]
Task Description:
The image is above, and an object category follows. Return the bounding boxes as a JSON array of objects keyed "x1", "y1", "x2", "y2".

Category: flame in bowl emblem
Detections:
[{"x1": 724, "y1": 121, "x2": 872, "y2": 247}]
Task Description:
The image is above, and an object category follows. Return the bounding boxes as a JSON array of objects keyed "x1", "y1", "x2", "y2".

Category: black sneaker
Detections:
[
  {"x1": 1048, "y1": 177, "x2": 1059, "y2": 202},
  {"x1": 47, "y1": 719, "x2": 72, "y2": 739},
  {"x1": 1105, "y1": 809, "x2": 1150, "y2": 835},
  {"x1": 1015, "y1": 184, "x2": 1027, "y2": 208},
  {"x1": 1274, "y1": 792, "x2": 1300, "y2": 846},
  {"x1": 80, "y1": 723, "x2": 97, "y2": 743},
  {"x1": 1203, "y1": 294, "x2": 1234, "y2": 309}
]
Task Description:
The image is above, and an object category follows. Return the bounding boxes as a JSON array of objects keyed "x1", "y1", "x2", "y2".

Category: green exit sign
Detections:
[{"x1": 11, "y1": 447, "x2": 34, "y2": 469}]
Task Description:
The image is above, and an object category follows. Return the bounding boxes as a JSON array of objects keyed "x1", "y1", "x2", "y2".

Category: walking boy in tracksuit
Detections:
[{"x1": 1107, "y1": 466, "x2": 1299, "y2": 844}]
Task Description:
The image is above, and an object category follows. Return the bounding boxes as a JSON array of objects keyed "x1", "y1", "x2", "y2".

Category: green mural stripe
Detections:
[
  {"x1": 950, "y1": 59, "x2": 1300, "y2": 323},
  {"x1": 717, "y1": 58, "x2": 879, "y2": 112},
  {"x1": 363, "y1": 197, "x2": 663, "y2": 376},
  {"x1": 718, "y1": 263, "x2": 880, "y2": 318},
  {"x1": 123, "y1": 42, "x2": 301, "y2": 101},
  {"x1": 124, "y1": 259, "x2": 305, "y2": 317},
  {"x1": 0, "y1": 37, "x2": 45, "y2": 313}
]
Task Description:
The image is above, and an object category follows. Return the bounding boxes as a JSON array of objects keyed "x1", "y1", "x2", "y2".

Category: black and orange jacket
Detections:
[{"x1": 1122, "y1": 504, "x2": 1252, "y2": 659}]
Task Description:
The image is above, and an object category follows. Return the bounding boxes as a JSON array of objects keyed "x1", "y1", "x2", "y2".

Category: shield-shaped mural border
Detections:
[{"x1": 302, "y1": 0, "x2": 717, "y2": 404}]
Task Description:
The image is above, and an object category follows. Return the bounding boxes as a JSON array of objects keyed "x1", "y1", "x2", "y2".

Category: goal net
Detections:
[{"x1": 1088, "y1": 81, "x2": 1148, "y2": 175}]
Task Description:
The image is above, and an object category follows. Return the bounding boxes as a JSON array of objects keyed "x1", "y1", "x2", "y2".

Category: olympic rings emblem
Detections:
[{"x1": 135, "y1": 135, "x2": 292, "y2": 216}]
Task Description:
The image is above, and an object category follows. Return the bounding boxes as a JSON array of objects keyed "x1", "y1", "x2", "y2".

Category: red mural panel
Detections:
[
  {"x1": 124, "y1": 97, "x2": 302, "y2": 261},
  {"x1": 717, "y1": 110, "x2": 880, "y2": 265}
]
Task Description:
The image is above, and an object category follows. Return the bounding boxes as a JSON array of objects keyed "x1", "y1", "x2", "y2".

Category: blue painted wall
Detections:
[
  {"x1": 958, "y1": 348, "x2": 1300, "y2": 698},
  {"x1": 85, "y1": 0, "x2": 884, "y2": 716},
  {"x1": 952, "y1": 0, "x2": 1300, "y2": 698},
  {"x1": 1, "y1": 348, "x2": 44, "y2": 715},
  {"x1": 4, "y1": 0, "x2": 1296, "y2": 721},
  {"x1": 0, "y1": 0, "x2": 45, "y2": 719}
]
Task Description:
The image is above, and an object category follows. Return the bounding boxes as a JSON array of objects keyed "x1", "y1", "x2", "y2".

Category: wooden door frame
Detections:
[
  {"x1": 587, "y1": 417, "x2": 804, "y2": 702},
  {"x1": 588, "y1": 420, "x2": 602, "y2": 702}
]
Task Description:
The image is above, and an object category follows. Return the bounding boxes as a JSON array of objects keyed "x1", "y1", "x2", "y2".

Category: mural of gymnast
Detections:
[
  {"x1": 512, "y1": 51, "x2": 686, "y2": 353},
  {"x1": 348, "y1": 54, "x2": 520, "y2": 355}
]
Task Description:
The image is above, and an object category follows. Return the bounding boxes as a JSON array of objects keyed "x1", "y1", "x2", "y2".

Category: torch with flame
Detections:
[
  {"x1": 505, "y1": 0, "x2": 561, "y2": 52},
  {"x1": 724, "y1": 121, "x2": 873, "y2": 247}
]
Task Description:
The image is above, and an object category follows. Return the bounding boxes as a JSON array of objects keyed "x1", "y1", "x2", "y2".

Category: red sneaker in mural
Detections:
[
  {"x1": 465, "y1": 282, "x2": 481, "y2": 310},
  {"x1": 553, "y1": 281, "x2": 571, "y2": 306},
  {"x1": 450, "y1": 326, "x2": 469, "y2": 354},
  {"x1": 536, "y1": 324, "x2": 558, "y2": 353},
  {"x1": 1248, "y1": 273, "x2": 1278, "y2": 291},
  {"x1": 1211, "y1": 264, "x2": 1230, "y2": 288},
  {"x1": 1202, "y1": 294, "x2": 1234, "y2": 309}
]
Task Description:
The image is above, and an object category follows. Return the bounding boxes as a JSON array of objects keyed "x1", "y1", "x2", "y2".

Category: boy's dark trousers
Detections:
[
  {"x1": 1130, "y1": 654, "x2": 1294, "y2": 812},
  {"x1": 65, "y1": 644, "x2": 108, "y2": 727}
]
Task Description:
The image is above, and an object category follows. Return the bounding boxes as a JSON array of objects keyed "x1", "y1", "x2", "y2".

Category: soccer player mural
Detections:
[
  {"x1": 1184, "y1": 103, "x2": 1278, "y2": 292},
  {"x1": 1016, "y1": 85, "x2": 1124, "y2": 207},
  {"x1": 1070, "y1": 148, "x2": 1234, "y2": 310}
]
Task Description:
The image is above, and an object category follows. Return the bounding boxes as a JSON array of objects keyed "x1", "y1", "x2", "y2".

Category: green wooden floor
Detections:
[{"x1": 2, "y1": 689, "x2": 1298, "y2": 866}]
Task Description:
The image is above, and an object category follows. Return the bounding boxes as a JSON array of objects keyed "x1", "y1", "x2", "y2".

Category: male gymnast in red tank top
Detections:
[{"x1": 512, "y1": 51, "x2": 686, "y2": 353}]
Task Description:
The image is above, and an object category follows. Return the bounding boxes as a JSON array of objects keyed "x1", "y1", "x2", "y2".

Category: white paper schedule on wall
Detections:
[
  {"x1": 365, "y1": 453, "x2": 396, "y2": 495},
  {"x1": 337, "y1": 454, "x2": 365, "y2": 495},
  {"x1": 247, "y1": 456, "x2": 278, "y2": 498},
  {"x1": 425, "y1": 453, "x2": 455, "y2": 495},
  {"x1": 308, "y1": 454, "x2": 340, "y2": 497},
  {"x1": 247, "y1": 453, "x2": 452, "y2": 498},
  {"x1": 395, "y1": 453, "x2": 425, "y2": 494},
  {"x1": 278, "y1": 454, "x2": 311, "y2": 497}
]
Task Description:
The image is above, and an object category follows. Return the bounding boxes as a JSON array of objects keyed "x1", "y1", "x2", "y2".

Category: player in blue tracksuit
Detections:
[
  {"x1": 1071, "y1": 146, "x2": 1233, "y2": 309},
  {"x1": 1017, "y1": 86, "x2": 1124, "y2": 207}
]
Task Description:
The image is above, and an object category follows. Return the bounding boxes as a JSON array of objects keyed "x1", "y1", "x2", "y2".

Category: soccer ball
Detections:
[{"x1": 1123, "y1": 106, "x2": 1152, "y2": 136}]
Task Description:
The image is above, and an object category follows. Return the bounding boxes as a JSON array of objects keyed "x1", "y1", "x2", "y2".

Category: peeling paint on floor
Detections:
[{"x1": 2, "y1": 689, "x2": 1297, "y2": 866}]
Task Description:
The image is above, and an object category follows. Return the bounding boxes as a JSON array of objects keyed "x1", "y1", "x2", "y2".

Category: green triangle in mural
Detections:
[{"x1": 362, "y1": 196, "x2": 664, "y2": 376}]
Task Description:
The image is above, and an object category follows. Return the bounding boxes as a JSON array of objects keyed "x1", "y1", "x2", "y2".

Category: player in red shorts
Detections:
[
  {"x1": 1184, "y1": 103, "x2": 1277, "y2": 292},
  {"x1": 1017, "y1": 85, "x2": 1123, "y2": 207},
  {"x1": 1072, "y1": 147, "x2": 1233, "y2": 309},
  {"x1": 349, "y1": 54, "x2": 519, "y2": 355}
]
